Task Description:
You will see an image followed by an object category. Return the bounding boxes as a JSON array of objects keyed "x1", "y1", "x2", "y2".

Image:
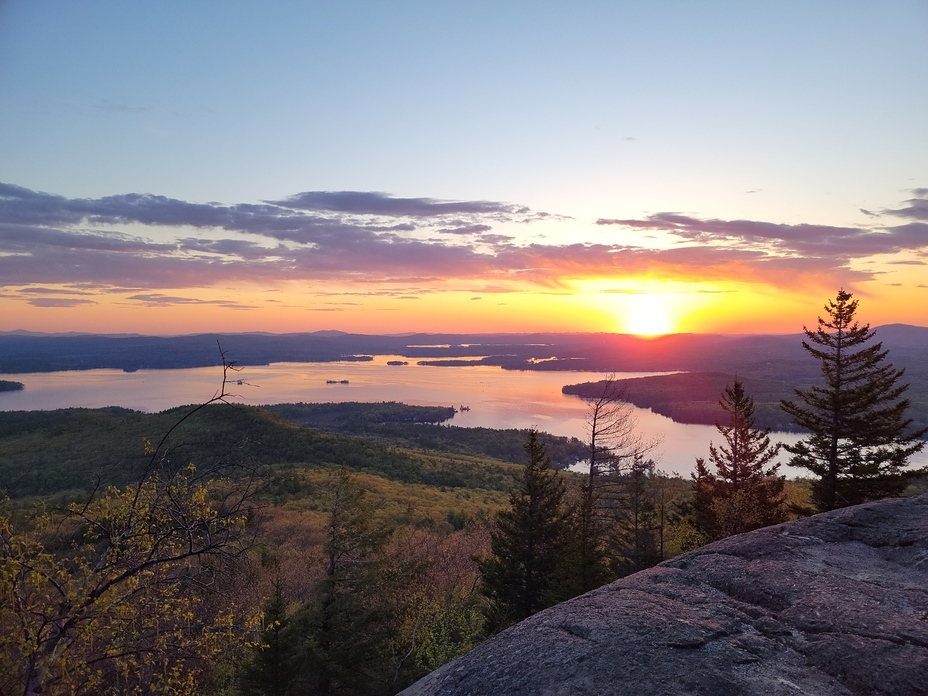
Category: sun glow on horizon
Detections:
[
  {"x1": 618, "y1": 293, "x2": 677, "y2": 336},
  {"x1": 621, "y1": 294, "x2": 675, "y2": 336}
]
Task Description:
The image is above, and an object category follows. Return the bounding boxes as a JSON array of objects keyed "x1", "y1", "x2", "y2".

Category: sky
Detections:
[{"x1": 1, "y1": 1, "x2": 926, "y2": 336}]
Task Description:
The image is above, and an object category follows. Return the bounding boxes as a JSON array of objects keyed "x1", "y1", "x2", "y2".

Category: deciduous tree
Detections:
[
  {"x1": 0, "y1": 465, "x2": 257, "y2": 696},
  {"x1": 0, "y1": 348, "x2": 260, "y2": 696}
]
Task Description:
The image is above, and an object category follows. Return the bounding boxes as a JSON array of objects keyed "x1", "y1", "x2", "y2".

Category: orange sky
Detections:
[{"x1": 1, "y1": 184, "x2": 926, "y2": 336}]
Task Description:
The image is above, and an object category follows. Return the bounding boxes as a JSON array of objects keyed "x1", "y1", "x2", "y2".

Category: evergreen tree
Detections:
[
  {"x1": 607, "y1": 456, "x2": 665, "y2": 576},
  {"x1": 286, "y1": 468, "x2": 397, "y2": 696},
  {"x1": 781, "y1": 289, "x2": 927, "y2": 510},
  {"x1": 567, "y1": 477, "x2": 612, "y2": 595},
  {"x1": 239, "y1": 576, "x2": 298, "y2": 696},
  {"x1": 479, "y1": 429, "x2": 575, "y2": 633},
  {"x1": 694, "y1": 379, "x2": 787, "y2": 539},
  {"x1": 571, "y1": 375, "x2": 655, "y2": 593}
]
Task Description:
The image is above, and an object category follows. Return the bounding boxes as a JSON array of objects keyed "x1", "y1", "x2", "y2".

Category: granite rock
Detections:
[{"x1": 401, "y1": 496, "x2": 928, "y2": 696}]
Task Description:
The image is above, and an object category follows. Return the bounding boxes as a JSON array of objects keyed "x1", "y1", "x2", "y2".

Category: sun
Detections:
[{"x1": 622, "y1": 295, "x2": 674, "y2": 336}]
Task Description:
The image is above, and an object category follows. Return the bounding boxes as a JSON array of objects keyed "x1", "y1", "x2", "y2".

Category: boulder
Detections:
[{"x1": 401, "y1": 496, "x2": 928, "y2": 695}]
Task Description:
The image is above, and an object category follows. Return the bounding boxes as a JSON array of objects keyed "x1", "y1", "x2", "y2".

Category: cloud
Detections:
[
  {"x1": 18, "y1": 287, "x2": 96, "y2": 296},
  {"x1": 883, "y1": 189, "x2": 928, "y2": 221},
  {"x1": 28, "y1": 298, "x2": 98, "y2": 308},
  {"x1": 595, "y1": 212, "x2": 928, "y2": 259},
  {"x1": 123, "y1": 294, "x2": 258, "y2": 309},
  {"x1": 2, "y1": 182, "x2": 926, "y2": 303},
  {"x1": 437, "y1": 224, "x2": 494, "y2": 235},
  {"x1": 270, "y1": 191, "x2": 529, "y2": 218}
]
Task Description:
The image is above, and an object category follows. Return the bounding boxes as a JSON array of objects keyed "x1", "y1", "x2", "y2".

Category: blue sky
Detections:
[{"x1": 1, "y1": 1, "x2": 926, "y2": 335}]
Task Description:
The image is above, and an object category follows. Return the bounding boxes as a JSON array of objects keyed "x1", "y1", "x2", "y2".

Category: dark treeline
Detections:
[
  {"x1": 265, "y1": 402, "x2": 589, "y2": 469},
  {"x1": 3, "y1": 326, "x2": 927, "y2": 380}
]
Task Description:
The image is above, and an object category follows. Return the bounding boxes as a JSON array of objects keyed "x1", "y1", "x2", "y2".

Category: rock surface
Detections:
[{"x1": 401, "y1": 496, "x2": 928, "y2": 696}]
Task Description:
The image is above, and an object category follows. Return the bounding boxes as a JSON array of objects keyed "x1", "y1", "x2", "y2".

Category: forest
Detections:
[
  {"x1": 0, "y1": 393, "x2": 768, "y2": 695},
  {"x1": 2, "y1": 293, "x2": 926, "y2": 695}
]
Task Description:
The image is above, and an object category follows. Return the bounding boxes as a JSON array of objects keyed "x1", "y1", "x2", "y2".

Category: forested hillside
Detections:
[
  {"x1": 0, "y1": 403, "x2": 524, "y2": 498},
  {"x1": 0, "y1": 399, "x2": 700, "y2": 695},
  {"x1": 564, "y1": 369, "x2": 928, "y2": 436}
]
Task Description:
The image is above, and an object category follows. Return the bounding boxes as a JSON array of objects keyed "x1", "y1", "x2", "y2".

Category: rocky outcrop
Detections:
[{"x1": 401, "y1": 496, "x2": 928, "y2": 696}]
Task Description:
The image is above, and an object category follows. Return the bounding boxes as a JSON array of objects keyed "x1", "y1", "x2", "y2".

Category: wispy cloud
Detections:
[
  {"x1": 123, "y1": 294, "x2": 259, "y2": 309},
  {"x1": 437, "y1": 224, "x2": 494, "y2": 235},
  {"x1": 271, "y1": 191, "x2": 529, "y2": 218},
  {"x1": 2, "y1": 182, "x2": 926, "y2": 304},
  {"x1": 883, "y1": 189, "x2": 928, "y2": 221},
  {"x1": 28, "y1": 298, "x2": 98, "y2": 308},
  {"x1": 596, "y1": 209, "x2": 928, "y2": 260}
]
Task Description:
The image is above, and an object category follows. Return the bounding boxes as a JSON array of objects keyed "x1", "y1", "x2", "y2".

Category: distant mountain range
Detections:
[{"x1": 1, "y1": 327, "x2": 925, "y2": 435}]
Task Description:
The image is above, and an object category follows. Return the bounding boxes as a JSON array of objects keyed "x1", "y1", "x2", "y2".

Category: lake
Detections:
[{"x1": 4, "y1": 355, "x2": 921, "y2": 478}]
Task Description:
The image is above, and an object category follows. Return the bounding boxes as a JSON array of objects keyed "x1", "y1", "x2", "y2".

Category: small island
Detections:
[
  {"x1": 0, "y1": 380, "x2": 25, "y2": 392},
  {"x1": 387, "y1": 360, "x2": 408, "y2": 366},
  {"x1": 341, "y1": 355, "x2": 374, "y2": 362}
]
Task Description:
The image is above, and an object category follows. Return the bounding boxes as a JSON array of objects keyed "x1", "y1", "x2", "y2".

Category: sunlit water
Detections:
[{"x1": 2, "y1": 355, "x2": 924, "y2": 478}]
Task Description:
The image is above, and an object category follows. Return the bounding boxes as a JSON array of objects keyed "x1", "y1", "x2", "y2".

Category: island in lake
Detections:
[{"x1": 0, "y1": 380, "x2": 24, "y2": 392}]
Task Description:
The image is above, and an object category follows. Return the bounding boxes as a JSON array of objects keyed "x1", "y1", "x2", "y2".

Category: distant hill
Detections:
[
  {"x1": 0, "y1": 403, "x2": 521, "y2": 498},
  {"x1": 563, "y1": 372, "x2": 800, "y2": 432},
  {"x1": 1, "y1": 328, "x2": 924, "y2": 436},
  {"x1": 2, "y1": 325, "x2": 924, "y2": 375}
]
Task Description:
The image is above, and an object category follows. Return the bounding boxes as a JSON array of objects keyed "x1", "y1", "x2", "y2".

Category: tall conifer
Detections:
[
  {"x1": 479, "y1": 429, "x2": 574, "y2": 633},
  {"x1": 781, "y1": 289, "x2": 926, "y2": 510},
  {"x1": 694, "y1": 379, "x2": 786, "y2": 539}
]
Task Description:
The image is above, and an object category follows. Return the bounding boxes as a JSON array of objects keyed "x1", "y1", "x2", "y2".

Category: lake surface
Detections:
[{"x1": 4, "y1": 355, "x2": 923, "y2": 478}]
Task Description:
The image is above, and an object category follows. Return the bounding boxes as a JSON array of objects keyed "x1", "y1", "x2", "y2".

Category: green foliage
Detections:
[
  {"x1": 274, "y1": 469, "x2": 401, "y2": 695},
  {"x1": 0, "y1": 464, "x2": 259, "y2": 695},
  {"x1": 273, "y1": 468, "x2": 484, "y2": 694},
  {"x1": 0, "y1": 404, "x2": 519, "y2": 498},
  {"x1": 781, "y1": 290, "x2": 927, "y2": 510},
  {"x1": 402, "y1": 591, "x2": 484, "y2": 673},
  {"x1": 693, "y1": 380, "x2": 787, "y2": 540},
  {"x1": 566, "y1": 475, "x2": 612, "y2": 595},
  {"x1": 604, "y1": 458, "x2": 668, "y2": 576},
  {"x1": 479, "y1": 430, "x2": 577, "y2": 633},
  {"x1": 1, "y1": 388, "x2": 718, "y2": 694},
  {"x1": 239, "y1": 578, "x2": 297, "y2": 696},
  {"x1": 266, "y1": 401, "x2": 455, "y2": 430}
]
